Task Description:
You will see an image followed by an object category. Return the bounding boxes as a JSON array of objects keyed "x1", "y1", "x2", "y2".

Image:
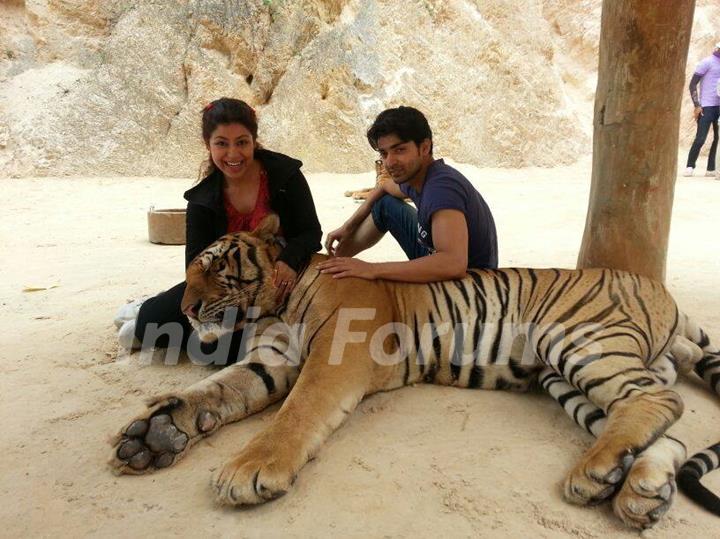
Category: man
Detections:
[
  {"x1": 684, "y1": 42, "x2": 720, "y2": 179},
  {"x1": 319, "y1": 106, "x2": 497, "y2": 282}
]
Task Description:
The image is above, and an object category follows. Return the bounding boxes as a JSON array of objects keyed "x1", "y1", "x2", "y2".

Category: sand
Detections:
[{"x1": 1, "y1": 156, "x2": 719, "y2": 537}]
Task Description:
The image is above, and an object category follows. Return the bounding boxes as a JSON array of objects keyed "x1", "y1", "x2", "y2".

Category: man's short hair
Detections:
[{"x1": 367, "y1": 106, "x2": 433, "y2": 153}]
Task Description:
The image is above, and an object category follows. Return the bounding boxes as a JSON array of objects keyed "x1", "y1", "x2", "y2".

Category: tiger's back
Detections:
[{"x1": 283, "y1": 259, "x2": 681, "y2": 394}]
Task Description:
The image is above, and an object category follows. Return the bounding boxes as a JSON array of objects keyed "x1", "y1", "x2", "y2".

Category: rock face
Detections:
[{"x1": 0, "y1": 0, "x2": 717, "y2": 177}]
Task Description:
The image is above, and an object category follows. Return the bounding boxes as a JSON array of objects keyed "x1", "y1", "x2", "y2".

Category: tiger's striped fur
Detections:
[
  {"x1": 110, "y1": 216, "x2": 720, "y2": 529},
  {"x1": 539, "y1": 319, "x2": 720, "y2": 522}
]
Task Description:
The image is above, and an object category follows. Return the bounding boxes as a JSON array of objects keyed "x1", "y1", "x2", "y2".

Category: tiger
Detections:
[
  {"x1": 344, "y1": 159, "x2": 409, "y2": 201},
  {"x1": 109, "y1": 214, "x2": 720, "y2": 529}
]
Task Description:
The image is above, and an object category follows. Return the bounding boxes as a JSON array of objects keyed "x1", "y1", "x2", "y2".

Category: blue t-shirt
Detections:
[{"x1": 400, "y1": 159, "x2": 498, "y2": 269}]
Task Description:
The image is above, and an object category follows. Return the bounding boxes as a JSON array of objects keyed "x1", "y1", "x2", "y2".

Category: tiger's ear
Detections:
[
  {"x1": 252, "y1": 213, "x2": 280, "y2": 240},
  {"x1": 193, "y1": 238, "x2": 232, "y2": 272}
]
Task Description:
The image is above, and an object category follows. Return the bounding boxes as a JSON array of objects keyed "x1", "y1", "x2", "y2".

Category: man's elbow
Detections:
[{"x1": 444, "y1": 256, "x2": 467, "y2": 280}]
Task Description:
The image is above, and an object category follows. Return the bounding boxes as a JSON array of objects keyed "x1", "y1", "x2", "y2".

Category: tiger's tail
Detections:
[{"x1": 677, "y1": 317, "x2": 720, "y2": 516}]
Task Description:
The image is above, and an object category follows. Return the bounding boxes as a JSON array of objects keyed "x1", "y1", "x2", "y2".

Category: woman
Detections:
[{"x1": 117, "y1": 97, "x2": 322, "y2": 363}]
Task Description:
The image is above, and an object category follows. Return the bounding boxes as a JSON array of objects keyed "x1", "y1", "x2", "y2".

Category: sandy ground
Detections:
[{"x1": 1, "y1": 157, "x2": 720, "y2": 538}]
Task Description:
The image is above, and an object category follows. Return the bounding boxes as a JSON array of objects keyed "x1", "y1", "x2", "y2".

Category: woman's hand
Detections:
[{"x1": 273, "y1": 261, "x2": 298, "y2": 304}]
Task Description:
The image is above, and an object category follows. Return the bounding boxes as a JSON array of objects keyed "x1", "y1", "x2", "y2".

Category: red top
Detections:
[{"x1": 224, "y1": 168, "x2": 273, "y2": 233}]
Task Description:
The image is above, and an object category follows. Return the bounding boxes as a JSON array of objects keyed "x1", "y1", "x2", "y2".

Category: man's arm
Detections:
[
  {"x1": 318, "y1": 209, "x2": 469, "y2": 282},
  {"x1": 344, "y1": 186, "x2": 385, "y2": 231},
  {"x1": 382, "y1": 177, "x2": 406, "y2": 199},
  {"x1": 689, "y1": 58, "x2": 710, "y2": 119},
  {"x1": 690, "y1": 73, "x2": 703, "y2": 120},
  {"x1": 372, "y1": 209, "x2": 468, "y2": 281},
  {"x1": 344, "y1": 178, "x2": 406, "y2": 230},
  {"x1": 689, "y1": 73, "x2": 702, "y2": 109},
  {"x1": 325, "y1": 179, "x2": 406, "y2": 255}
]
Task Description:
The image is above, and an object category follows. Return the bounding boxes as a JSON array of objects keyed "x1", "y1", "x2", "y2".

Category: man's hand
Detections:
[
  {"x1": 273, "y1": 261, "x2": 298, "y2": 304},
  {"x1": 324, "y1": 224, "x2": 355, "y2": 256},
  {"x1": 317, "y1": 257, "x2": 378, "y2": 280},
  {"x1": 694, "y1": 106, "x2": 703, "y2": 121}
]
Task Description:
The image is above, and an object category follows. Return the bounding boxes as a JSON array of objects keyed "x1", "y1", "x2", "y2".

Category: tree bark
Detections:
[{"x1": 577, "y1": 0, "x2": 695, "y2": 282}]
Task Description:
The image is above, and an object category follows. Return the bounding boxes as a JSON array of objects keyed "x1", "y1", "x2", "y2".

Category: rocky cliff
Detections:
[{"x1": 0, "y1": 0, "x2": 717, "y2": 177}]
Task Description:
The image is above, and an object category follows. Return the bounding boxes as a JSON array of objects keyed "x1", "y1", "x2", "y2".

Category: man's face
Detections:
[{"x1": 376, "y1": 134, "x2": 429, "y2": 184}]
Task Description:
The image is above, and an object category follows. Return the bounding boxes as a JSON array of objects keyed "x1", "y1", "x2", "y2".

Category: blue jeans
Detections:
[
  {"x1": 371, "y1": 195, "x2": 432, "y2": 260},
  {"x1": 687, "y1": 105, "x2": 719, "y2": 171}
]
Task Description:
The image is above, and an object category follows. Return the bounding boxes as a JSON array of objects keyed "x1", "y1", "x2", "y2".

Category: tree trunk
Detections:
[{"x1": 577, "y1": 0, "x2": 695, "y2": 282}]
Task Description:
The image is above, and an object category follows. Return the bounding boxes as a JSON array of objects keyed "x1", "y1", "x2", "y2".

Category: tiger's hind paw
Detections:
[
  {"x1": 109, "y1": 394, "x2": 221, "y2": 475},
  {"x1": 612, "y1": 458, "x2": 677, "y2": 529},
  {"x1": 564, "y1": 449, "x2": 635, "y2": 506}
]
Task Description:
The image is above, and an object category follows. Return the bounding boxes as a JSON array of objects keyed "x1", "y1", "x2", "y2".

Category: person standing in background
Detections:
[{"x1": 684, "y1": 42, "x2": 720, "y2": 179}]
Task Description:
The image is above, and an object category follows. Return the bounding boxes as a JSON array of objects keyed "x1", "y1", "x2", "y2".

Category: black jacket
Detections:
[{"x1": 183, "y1": 149, "x2": 322, "y2": 271}]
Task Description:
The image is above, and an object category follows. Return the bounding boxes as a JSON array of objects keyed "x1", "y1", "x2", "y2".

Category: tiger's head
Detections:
[{"x1": 180, "y1": 214, "x2": 282, "y2": 343}]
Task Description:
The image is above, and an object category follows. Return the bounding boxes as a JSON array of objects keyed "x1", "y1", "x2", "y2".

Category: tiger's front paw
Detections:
[
  {"x1": 109, "y1": 393, "x2": 221, "y2": 475},
  {"x1": 564, "y1": 446, "x2": 635, "y2": 506},
  {"x1": 212, "y1": 437, "x2": 298, "y2": 505}
]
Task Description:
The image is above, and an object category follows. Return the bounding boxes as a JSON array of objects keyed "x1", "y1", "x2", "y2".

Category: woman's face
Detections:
[{"x1": 207, "y1": 123, "x2": 256, "y2": 181}]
